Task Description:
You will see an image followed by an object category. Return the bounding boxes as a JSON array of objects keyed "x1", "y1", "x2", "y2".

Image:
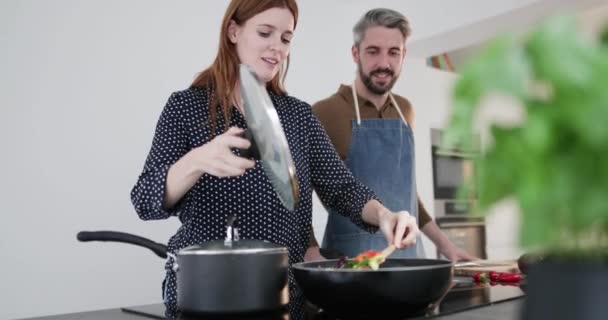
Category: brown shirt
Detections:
[{"x1": 312, "y1": 84, "x2": 431, "y2": 228}]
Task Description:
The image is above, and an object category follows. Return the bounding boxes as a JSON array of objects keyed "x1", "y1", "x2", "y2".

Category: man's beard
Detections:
[{"x1": 359, "y1": 62, "x2": 398, "y2": 95}]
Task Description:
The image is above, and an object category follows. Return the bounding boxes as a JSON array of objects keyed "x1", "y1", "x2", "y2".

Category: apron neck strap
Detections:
[
  {"x1": 389, "y1": 93, "x2": 409, "y2": 127},
  {"x1": 351, "y1": 83, "x2": 409, "y2": 127},
  {"x1": 351, "y1": 82, "x2": 362, "y2": 126}
]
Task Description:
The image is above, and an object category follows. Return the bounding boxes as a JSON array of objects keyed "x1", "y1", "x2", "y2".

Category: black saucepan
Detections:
[
  {"x1": 77, "y1": 227, "x2": 289, "y2": 315},
  {"x1": 293, "y1": 258, "x2": 454, "y2": 319}
]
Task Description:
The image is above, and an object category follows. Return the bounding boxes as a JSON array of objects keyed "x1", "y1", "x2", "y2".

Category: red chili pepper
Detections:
[
  {"x1": 488, "y1": 271, "x2": 522, "y2": 282},
  {"x1": 473, "y1": 271, "x2": 522, "y2": 283},
  {"x1": 496, "y1": 272, "x2": 522, "y2": 282},
  {"x1": 473, "y1": 272, "x2": 489, "y2": 283}
]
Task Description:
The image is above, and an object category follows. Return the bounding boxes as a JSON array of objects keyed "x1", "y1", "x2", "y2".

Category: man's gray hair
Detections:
[{"x1": 353, "y1": 8, "x2": 411, "y2": 46}]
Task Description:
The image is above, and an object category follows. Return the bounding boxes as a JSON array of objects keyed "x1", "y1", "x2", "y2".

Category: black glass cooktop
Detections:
[
  {"x1": 311, "y1": 279, "x2": 524, "y2": 320},
  {"x1": 121, "y1": 279, "x2": 525, "y2": 320}
]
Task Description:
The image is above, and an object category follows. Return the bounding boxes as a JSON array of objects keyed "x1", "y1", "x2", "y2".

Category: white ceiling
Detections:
[
  {"x1": 442, "y1": 1, "x2": 608, "y2": 70},
  {"x1": 301, "y1": 0, "x2": 606, "y2": 57},
  {"x1": 376, "y1": 0, "x2": 608, "y2": 57},
  {"x1": 334, "y1": 0, "x2": 542, "y2": 42}
]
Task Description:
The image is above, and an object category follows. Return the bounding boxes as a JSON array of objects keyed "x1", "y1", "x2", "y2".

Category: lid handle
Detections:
[
  {"x1": 225, "y1": 214, "x2": 240, "y2": 246},
  {"x1": 237, "y1": 129, "x2": 260, "y2": 160}
]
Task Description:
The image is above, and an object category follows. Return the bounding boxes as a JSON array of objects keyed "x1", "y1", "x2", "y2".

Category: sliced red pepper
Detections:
[
  {"x1": 354, "y1": 250, "x2": 379, "y2": 263},
  {"x1": 363, "y1": 250, "x2": 379, "y2": 258}
]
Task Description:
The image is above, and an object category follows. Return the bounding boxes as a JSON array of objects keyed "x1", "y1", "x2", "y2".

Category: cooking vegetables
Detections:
[
  {"x1": 335, "y1": 245, "x2": 396, "y2": 270},
  {"x1": 346, "y1": 250, "x2": 386, "y2": 270},
  {"x1": 336, "y1": 250, "x2": 386, "y2": 270}
]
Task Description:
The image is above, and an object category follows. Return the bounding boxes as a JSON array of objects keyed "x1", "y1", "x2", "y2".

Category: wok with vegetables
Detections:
[{"x1": 293, "y1": 257, "x2": 453, "y2": 319}]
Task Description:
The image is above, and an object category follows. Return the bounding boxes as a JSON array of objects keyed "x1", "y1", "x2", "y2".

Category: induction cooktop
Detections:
[{"x1": 121, "y1": 279, "x2": 525, "y2": 320}]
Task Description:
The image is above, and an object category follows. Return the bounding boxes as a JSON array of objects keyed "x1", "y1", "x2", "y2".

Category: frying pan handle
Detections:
[
  {"x1": 77, "y1": 231, "x2": 168, "y2": 259},
  {"x1": 238, "y1": 129, "x2": 260, "y2": 160}
]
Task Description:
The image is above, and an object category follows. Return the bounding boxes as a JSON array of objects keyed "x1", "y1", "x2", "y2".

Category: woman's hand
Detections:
[
  {"x1": 163, "y1": 127, "x2": 255, "y2": 209},
  {"x1": 188, "y1": 126, "x2": 255, "y2": 177},
  {"x1": 377, "y1": 208, "x2": 419, "y2": 249},
  {"x1": 362, "y1": 200, "x2": 419, "y2": 249}
]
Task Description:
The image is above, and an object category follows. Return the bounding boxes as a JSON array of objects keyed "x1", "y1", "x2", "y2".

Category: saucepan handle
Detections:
[{"x1": 77, "y1": 230, "x2": 168, "y2": 259}]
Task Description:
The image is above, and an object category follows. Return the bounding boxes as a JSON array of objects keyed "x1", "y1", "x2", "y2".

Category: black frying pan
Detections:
[{"x1": 292, "y1": 258, "x2": 453, "y2": 319}]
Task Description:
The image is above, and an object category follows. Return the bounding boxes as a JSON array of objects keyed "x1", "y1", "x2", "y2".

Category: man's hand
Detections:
[
  {"x1": 420, "y1": 220, "x2": 479, "y2": 261},
  {"x1": 440, "y1": 243, "x2": 478, "y2": 261}
]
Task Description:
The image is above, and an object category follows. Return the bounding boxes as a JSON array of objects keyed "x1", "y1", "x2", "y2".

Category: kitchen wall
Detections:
[{"x1": 0, "y1": 0, "x2": 574, "y2": 319}]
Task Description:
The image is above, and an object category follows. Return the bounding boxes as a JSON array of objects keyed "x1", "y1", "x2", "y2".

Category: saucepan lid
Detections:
[
  {"x1": 179, "y1": 240, "x2": 287, "y2": 255},
  {"x1": 239, "y1": 64, "x2": 300, "y2": 211}
]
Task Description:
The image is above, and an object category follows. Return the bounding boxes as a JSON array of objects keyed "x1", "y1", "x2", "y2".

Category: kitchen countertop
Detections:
[
  {"x1": 20, "y1": 281, "x2": 525, "y2": 320},
  {"x1": 434, "y1": 299, "x2": 523, "y2": 320},
  {"x1": 19, "y1": 299, "x2": 524, "y2": 320}
]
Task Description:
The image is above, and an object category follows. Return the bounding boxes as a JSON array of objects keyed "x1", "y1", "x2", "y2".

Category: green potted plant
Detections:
[{"x1": 443, "y1": 16, "x2": 608, "y2": 320}]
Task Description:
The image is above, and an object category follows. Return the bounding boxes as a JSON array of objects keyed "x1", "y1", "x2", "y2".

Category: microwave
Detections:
[{"x1": 431, "y1": 129, "x2": 479, "y2": 217}]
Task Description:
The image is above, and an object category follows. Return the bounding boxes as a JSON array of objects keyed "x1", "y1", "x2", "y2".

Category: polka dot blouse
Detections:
[{"x1": 130, "y1": 86, "x2": 379, "y2": 319}]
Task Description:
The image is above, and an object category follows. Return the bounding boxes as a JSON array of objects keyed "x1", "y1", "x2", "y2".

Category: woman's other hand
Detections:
[
  {"x1": 362, "y1": 200, "x2": 420, "y2": 249},
  {"x1": 378, "y1": 208, "x2": 419, "y2": 249},
  {"x1": 189, "y1": 126, "x2": 255, "y2": 177}
]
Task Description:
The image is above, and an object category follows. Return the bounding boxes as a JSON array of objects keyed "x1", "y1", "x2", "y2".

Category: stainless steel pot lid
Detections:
[
  {"x1": 179, "y1": 239, "x2": 288, "y2": 255},
  {"x1": 239, "y1": 64, "x2": 300, "y2": 211}
]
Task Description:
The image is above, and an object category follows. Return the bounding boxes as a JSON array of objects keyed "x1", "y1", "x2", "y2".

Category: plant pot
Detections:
[{"x1": 522, "y1": 257, "x2": 608, "y2": 320}]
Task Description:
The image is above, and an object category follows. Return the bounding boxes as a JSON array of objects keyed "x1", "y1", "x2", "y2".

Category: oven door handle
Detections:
[
  {"x1": 438, "y1": 221, "x2": 486, "y2": 228},
  {"x1": 434, "y1": 149, "x2": 478, "y2": 158}
]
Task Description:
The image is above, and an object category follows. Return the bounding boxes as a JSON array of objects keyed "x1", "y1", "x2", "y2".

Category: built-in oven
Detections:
[
  {"x1": 431, "y1": 128, "x2": 478, "y2": 218},
  {"x1": 436, "y1": 217, "x2": 487, "y2": 259},
  {"x1": 431, "y1": 129, "x2": 486, "y2": 259}
]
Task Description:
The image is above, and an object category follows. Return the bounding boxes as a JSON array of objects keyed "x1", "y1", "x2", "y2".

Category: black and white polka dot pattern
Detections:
[{"x1": 131, "y1": 86, "x2": 378, "y2": 319}]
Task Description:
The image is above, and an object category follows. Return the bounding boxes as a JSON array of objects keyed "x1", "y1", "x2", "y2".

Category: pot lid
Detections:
[
  {"x1": 179, "y1": 239, "x2": 288, "y2": 255},
  {"x1": 239, "y1": 64, "x2": 300, "y2": 211}
]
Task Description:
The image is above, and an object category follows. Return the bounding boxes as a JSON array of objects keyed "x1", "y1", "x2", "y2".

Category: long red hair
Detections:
[{"x1": 192, "y1": 0, "x2": 299, "y2": 135}]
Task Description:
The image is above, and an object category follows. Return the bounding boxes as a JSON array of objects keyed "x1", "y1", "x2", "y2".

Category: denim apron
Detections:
[{"x1": 322, "y1": 85, "x2": 425, "y2": 258}]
